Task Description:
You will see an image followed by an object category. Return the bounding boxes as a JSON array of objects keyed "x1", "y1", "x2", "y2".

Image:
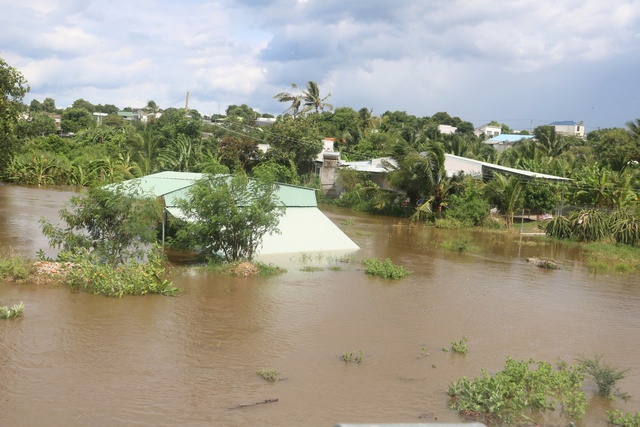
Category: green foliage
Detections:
[
  {"x1": 40, "y1": 183, "x2": 162, "y2": 266},
  {"x1": 577, "y1": 355, "x2": 629, "y2": 397},
  {"x1": 362, "y1": 257, "x2": 412, "y2": 279},
  {"x1": 545, "y1": 215, "x2": 573, "y2": 239},
  {"x1": 445, "y1": 180, "x2": 490, "y2": 226},
  {"x1": 448, "y1": 357, "x2": 587, "y2": 423},
  {"x1": 0, "y1": 302, "x2": 24, "y2": 319},
  {"x1": 569, "y1": 209, "x2": 608, "y2": 242},
  {"x1": 0, "y1": 253, "x2": 30, "y2": 280},
  {"x1": 607, "y1": 410, "x2": 640, "y2": 427},
  {"x1": 609, "y1": 208, "x2": 640, "y2": 246},
  {"x1": 442, "y1": 336, "x2": 469, "y2": 354},
  {"x1": 64, "y1": 245, "x2": 179, "y2": 297},
  {"x1": 341, "y1": 349, "x2": 363, "y2": 363},
  {"x1": 523, "y1": 179, "x2": 558, "y2": 214},
  {"x1": 174, "y1": 174, "x2": 285, "y2": 262},
  {"x1": 484, "y1": 173, "x2": 525, "y2": 229},
  {"x1": 583, "y1": 242, "x2": 640, "y2": 272},
  {"x1": 263, "y1": 115, "x2": 323, "y2": 174},
  {"x1": 256, "y1": 368, "x2": 282, "y2": 382},
  {"x1": 440, "y1": 238, "x2": 479, "y2": 253},
  {"x1": 0, "y1": 55, "x2": 30, "y2": 172}
]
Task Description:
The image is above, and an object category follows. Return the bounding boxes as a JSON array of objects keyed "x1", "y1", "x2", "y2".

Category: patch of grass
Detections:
[
  {"x1": 583, "y1": 242, "x2": 640, "y2": 273},
  {"x1": 439, "y1": 238, "x2": 480, "y2": 253},
  {"x1": 0, "y1": 253, "x2": 31, "y2": 281},
  {"x1": 300, "y1": 266, "x2": 323, "y2": 272},
  {"x1": 256, "y1": 262, "x2": 286, "y2": 277},
  {"x1": 256, "y1": 368, "x2": 282, "y2": 382},
  {"x1": 341, "y1": 349, "x2": 363, "y2": 363},
  {"x1": 328, "y1": 266, "x2": 342, "y2": 271},
  {"x1": 208, "y1": 260, "x2": 285, "y2": 277},
  {"x1": 354, "y1": 231, "x2": 374, "y2": 237},
  {"x1": 342, "y1": 217, "x2": 356, "y2": 226},
  {"x1": 362, "y1": 257, "x2": 411, "y2": 279},
  {"x1": 0, "y1": 302, "x2": 24, "y2": 319},
  {"x1": 433, "y1": 217, "x2": 471, "y2": 229}
]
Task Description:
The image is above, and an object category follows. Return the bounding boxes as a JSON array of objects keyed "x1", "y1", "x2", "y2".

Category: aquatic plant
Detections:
[
  {"x1": 341, "y1": 349, "x2": 363, "y2": 363},
  {"x1": 448, "y1": 357, "x2": 587, "y2": 423},
  {"x1": 0, "y1": 302, "x2": 24, "y2": 319},
  {"x1": 577, "y1": 355, "x2": 629, "y2": 398},
  {"x1": 362, "y1": 257, "x2": 411, "y2": 279},
  {"x1": 256, "y1": 368, "x2": 282, "y2": 382},
  {"x1": 607, "y1": 409, "x2": 640, "y2": 427}
]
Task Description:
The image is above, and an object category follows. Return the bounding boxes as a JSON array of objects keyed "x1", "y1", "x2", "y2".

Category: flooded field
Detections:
[{"x1": 1, "y1": 184, "x2": 639, "y2": 426}]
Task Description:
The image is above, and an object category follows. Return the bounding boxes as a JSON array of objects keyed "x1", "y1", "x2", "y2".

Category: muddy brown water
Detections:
[{"x1": 1, "y1": 184, "x2": 639, "y2": 427}]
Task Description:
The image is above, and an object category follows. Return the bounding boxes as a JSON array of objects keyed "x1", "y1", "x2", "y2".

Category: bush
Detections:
[
  {"x1": 607, "y1": 410, "x2": 640, "y2": 427},
  {"x1": 448, "y1": 357, "x2": 587, "y2": 423},
  {"x1": 0, "y1": 302, "x2": 24, "y2": 319},
  {"x1": 577, "y1": 355, "x2": 629, "y2": 397},
  {"x1": 0, "y1": 254, "x2": 31, "y2": 281},
  {"x1": 256, "y1": 368, "x2": 282, "y2": 382},
  {"x1": 569, "y1": 209, "x2": 608, "y2": 242},
  {"x1": 362, "y1": 257, "x2": 411, "y2": 279},
  {"x1": 64, "y1": 245, "x2": 179, "y2": 297},
  {"x1": 546, "y1": 216, "x2": 573, "y2": 239},
  {"x1": 609, "y1": 208, "x2": 639, "y2": 246}
]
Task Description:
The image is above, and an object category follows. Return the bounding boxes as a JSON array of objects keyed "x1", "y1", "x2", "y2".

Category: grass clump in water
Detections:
[
  {"x1": 607, "y1": 410, "x2": 640, "y2": 427},
  {"x1": 256, "y1": 368, "x2": 283, "y2": 382},
  {"x1": 448, "y1": 357, "x2": 587, "y2": 424},
  {"x1": 0, "y1": 253, "x2": 31, "y2": 281},
  {"x1": 0, "y1": 302, "x2": 24, "y2": 319},
  {"x1": 443, "y1": 336, "x2": 469, "y2": 355},
  {"x1": 208, "y1": 260, "x2": 285, "y2": 277},
  {"x1": 341, "y1": 349, "x2": 363, "y2": 363},
  {"x1": 362, "y1": 257, "x2": 411, "y2": 279}
]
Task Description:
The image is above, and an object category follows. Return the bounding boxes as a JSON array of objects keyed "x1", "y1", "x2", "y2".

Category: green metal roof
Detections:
[{"x1": 121, "y1": 171, "x2": 317, "y2": 208}]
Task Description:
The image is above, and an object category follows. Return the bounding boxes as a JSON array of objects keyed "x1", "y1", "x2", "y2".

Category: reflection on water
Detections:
[{"x1": 1, "y1": 186, "x2": 639, "y2": 426}]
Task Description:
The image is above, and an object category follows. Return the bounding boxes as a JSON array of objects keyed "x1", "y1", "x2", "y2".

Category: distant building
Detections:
[
  {"x1": 474, "y1": 124, "x2": 501, "y2": 138},
  {"x1": 484, "y1": 134, "x2": 536, "y2": 153},
  {"x1": 548, "y1": 121, "x2": 584, "y2": 137},
  {"x1": 438, "y1": 124, "x2": 457, "y2": 135}
]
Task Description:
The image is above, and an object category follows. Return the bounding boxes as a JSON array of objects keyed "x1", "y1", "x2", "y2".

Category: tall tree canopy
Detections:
[{"x1": 0, "y1": 55, "x2": 29, "y2": 171}]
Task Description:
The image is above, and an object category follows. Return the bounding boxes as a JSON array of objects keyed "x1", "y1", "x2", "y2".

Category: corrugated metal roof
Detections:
[
  {"x1": 487, "y1": 134, "x2": 535, "y2": 142},
  {"x1": 121, "y1": 171, "x2": 317, "y2": 207}
]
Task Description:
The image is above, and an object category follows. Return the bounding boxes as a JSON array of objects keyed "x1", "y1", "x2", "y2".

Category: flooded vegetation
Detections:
[{"x1": 1, "y1": 185, "x2": 640, "y2": 426}]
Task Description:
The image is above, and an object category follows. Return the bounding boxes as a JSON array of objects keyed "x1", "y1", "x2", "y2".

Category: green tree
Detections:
[
  {"x1": 273, "y1": 83, "x2": 302, "y2": 118},
  {"x1": 61, "y1": 107, "x2": 94, "y2": 133},
  {"x1": 174, "y1": 174, "x2": 284, "y2": 261},
  {"x1": 16, "y1": 112, "x2": 56, "y2": 138},
  {"x1": 386, "y1": 139, "x2": 446, "y2": 207},
  {"x1": 485, "y1": 173, "x2": 525, "y2": 229},
  {"x1": 264, "y1": 116, "x2": 322, "y2": 174},
  {"x1": 301, "y1": 81, "x2": 333, "y2": 116},
  {"x1": 39, "y1": 184, "x2": 162, "y2": 266},
  {"x1": 0, "y1": 55, "x2": 30, "y2": 173}
]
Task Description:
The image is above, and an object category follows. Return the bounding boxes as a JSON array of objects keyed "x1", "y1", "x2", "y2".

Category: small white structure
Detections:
[
  {"x1": 474, "y1": 124, "x2": 502, "y2": 138},
  {"x1": 121, "y1": 171, "x2": 359, "y2": 257},
  {"x1": 549, "y1": 121, "x2": 585, "y2": 137},
  {"x1": 438, "y1": 124, "x2": 457, "y2": 135}
]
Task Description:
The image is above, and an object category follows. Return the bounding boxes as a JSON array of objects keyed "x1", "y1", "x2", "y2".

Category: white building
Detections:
[
  {"x1": 474, "y1": 124, "x2": 502, "y2": 138},
  {"x1": 548, "y1": 121, "x2": 585, "y2": 137}
]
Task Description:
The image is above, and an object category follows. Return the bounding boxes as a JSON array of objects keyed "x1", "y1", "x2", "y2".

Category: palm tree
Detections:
[
  {"x1": 145, "y1": 100, "x2": 161, "y2": 124},
  {"x1": 273, "y1": 83, "x2": 302, "y2": 118},
  {"x1": 386, "y1": 139, "x2": 446, "y2": 207},
  {"x1": 626, "y1": 118, "x2": 640, "y2": 139},
  {"x1": 301, "y1": 81, "x2": 333, "y2": 116},
  {"x1": 484, "y1": 173, "x2": 525, "y2": 229}
]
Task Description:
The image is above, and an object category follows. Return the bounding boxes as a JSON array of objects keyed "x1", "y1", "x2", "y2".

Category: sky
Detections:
[{"x1": 1, "y1": 0, "x2": 639, "y2": 133}]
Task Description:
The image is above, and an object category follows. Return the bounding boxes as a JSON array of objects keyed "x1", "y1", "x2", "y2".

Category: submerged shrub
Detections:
[
  {"x1": 577, "y1": 355, "x2": 629, "y2": 398},
  {"x1": 448, "y1": 357, "x2": 587, "y2": 423},
  {"x1": 0, "y1": 253, "x2": 31, "y2": 281},
  {"x1": 256, "y1": 368, "x2": 282, "y2": 382},
  {"x1": 607, "y1": 410, "x2": 640, "y2": 427},
  {"x1": 0, "y1": 302, "x2": 25, "y2": 319},
  {"x1": 64, "y1": 245, "x2": 179, "y2": 297},
  {"x1": 362, "y1": 257, "x2": 411, "y2": 279}
]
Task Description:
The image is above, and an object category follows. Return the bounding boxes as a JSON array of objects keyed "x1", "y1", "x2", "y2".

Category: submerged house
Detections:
[{"x1": 122, "y1": 171, "x2": 359, "y2": 257}]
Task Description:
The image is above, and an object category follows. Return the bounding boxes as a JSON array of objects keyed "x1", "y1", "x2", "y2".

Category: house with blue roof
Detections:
[{"x1": 548, "y1": 120, "x2": 585, "y2": 137}]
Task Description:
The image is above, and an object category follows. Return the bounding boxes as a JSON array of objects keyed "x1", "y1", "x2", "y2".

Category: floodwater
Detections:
[{"x1": 1, "y1": 184, "x2": 639, "y2": 427}]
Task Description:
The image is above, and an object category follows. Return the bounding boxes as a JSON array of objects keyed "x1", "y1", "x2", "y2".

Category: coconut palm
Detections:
[
  {"x1": 273, "y1": 83, "x2": 302, "y2": 118},
  {"x1": 484, "y1": 173, "x2": 525, "y2": 229},
  {"x1": 626, "y1": 118, "x2": 640, "y2": 139},
  {"x1": 301, "y1": 81, "x2": 333, "y2": 116}
]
